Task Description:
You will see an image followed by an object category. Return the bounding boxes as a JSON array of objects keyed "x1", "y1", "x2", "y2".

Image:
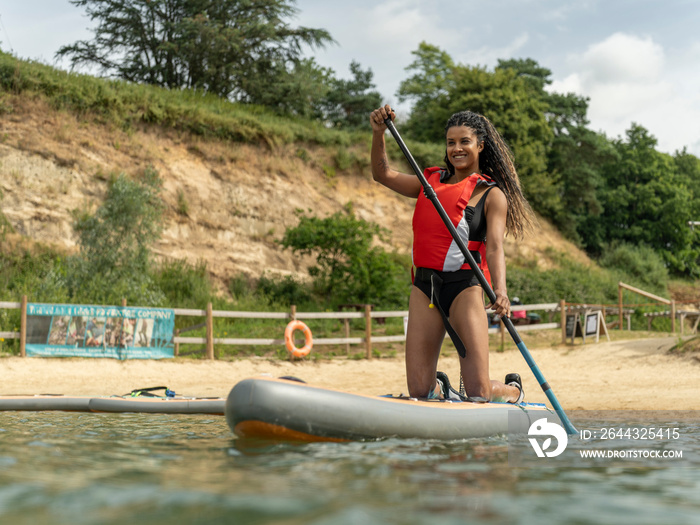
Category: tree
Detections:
[
  {"x1": 496, "y1": 58, "x2": 553, "y2": 91},
  {"x1": 281, "y1": 206, "x2": 410, "y2": 306},
  {"x1": 243, "y1": 57, "x2": 333, "y2": 117},
  {"x1": 396, "y1": 42, "x2": 455, "y2": 142},
  {"x1": 578, "y1": 124, "x2": 700, "y2": 276},
  {"x1": 67, "y1": 167, "x2": 166, "y2": 305},
  {"x1": 318, "y1": 60, "x2": 382, "y2": 129},
  {"x1": 57, "y1": 0, "x2": 333, "y2": 106}
]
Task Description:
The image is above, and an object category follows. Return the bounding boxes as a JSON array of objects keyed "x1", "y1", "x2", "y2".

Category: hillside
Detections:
[{"x1": 0, "y1": 95, "x2": 593, "y2": 293}]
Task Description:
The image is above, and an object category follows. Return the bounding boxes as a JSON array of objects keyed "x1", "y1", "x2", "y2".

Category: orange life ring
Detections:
[{"x1": 284, "y1": 320, "x2": 313, "y2": 358}]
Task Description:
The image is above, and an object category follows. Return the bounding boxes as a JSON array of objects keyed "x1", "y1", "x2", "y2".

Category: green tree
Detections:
[
  {"x1": 579, "y1": 124, "x2": 700, "y2": 275},
  {"x1": 496, "y1": 58, "x2": 552, "y2": 92},
  {"x1": 243, "y1": 57, "x2": 333, "y2": 117},
  {"x1": 396, "y1": 41, "x2": 455, "y2": 141},
  {"x1": 67, "y1": 167, "x2": 166, "y2": 305},
  {"x1": 318, "y1": 60, "x2": 382, "y2": 129},
  {"x1": 281, "y1": 206, "x2": 410, "y2": 307},
  {"x1": 57, "y1": 0, "x2": 332, "y2": 107}
]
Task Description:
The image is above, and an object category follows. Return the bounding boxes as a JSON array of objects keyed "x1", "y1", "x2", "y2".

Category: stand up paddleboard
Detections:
[
  {"x1": 225, "y1": 376, "x2": 559, "y2": 442},
  {"x1": 0, "y1": 395, "x2": 94, "y2": 412},
  {"x1": 88, "y1": 397, "x2": 225, "y2": 414},
  {"x1": 0, "y1": 393, "x2": 225, "y2": 415}
]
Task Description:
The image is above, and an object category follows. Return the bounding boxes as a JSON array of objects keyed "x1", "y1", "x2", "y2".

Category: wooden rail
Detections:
[
  {"x1": 619, "y1": 281, "x2": 675, "y2": 332},
  {"x1": 644, "y1": 310, "x2": 700, "y2": 335},
  {"x1": 5, "y1": 297, "x2": 661, "y2": 359}
]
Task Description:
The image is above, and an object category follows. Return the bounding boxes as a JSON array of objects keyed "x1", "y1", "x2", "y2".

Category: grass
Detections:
[
  {"x1": 0, "y1": 52, "x2": 445, "y2": 170},
  {"x1": 668, "y1": 335, "x2": 700, "y2": 355},
  {"x1": 0, "y1": 52, "x2": 359, "y2": 148}
]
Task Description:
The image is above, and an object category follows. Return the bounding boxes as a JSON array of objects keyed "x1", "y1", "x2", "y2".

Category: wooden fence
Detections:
[
  {"x1": 2, "y1": 296, "x2": 565, "y2": 359},
  {"x1": 2, "y1": 291, "x2": 692, "y2": 358}
]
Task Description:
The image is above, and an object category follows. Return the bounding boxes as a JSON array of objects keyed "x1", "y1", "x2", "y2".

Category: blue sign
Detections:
[{"x1": 25, "y1": 303, "x2": 175, "y2": 359}]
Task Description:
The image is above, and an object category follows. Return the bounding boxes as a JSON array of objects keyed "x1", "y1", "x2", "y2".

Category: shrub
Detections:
[
  {"x1": 598, "y1": 242, "x2": 669, "y2": 295},
  {"x1": 256, "y1": 273, "x2": 312, "y2": 306},
  {"x1": 153, "y1": 259, "x2": 212, "y2": 308}
]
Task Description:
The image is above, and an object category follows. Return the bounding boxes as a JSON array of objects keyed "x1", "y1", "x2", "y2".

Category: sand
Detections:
[{"x1": 1, "y1": 336, "x2": 698, "y2": 410}]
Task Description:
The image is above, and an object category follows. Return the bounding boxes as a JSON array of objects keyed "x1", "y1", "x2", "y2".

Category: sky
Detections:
[{"x1": 2, "y1": 0, "x2": 699, "y2": 155}]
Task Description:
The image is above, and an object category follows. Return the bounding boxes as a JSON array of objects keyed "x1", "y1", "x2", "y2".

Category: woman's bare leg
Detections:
[
  {"x1": 449, "y1": 287, "x2": 521, "y2": 402},
  {"x1": 405, "y1": 286, "x2": 446, "y2": 398}
]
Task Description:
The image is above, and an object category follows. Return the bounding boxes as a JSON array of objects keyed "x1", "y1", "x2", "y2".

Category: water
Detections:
[{"x1": 0, "y1": 412, "x2": 699, "y2": 525}]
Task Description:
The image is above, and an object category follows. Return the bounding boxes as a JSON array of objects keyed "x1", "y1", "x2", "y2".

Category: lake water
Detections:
[{"x1": 0, "y1": 411, "x2": 699, "y2": 524}]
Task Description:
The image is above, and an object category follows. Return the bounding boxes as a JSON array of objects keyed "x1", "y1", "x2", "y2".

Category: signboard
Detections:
[
  {"x1": 25, "y1": 303, "x2": 175, "y2": 359},
  {"x1": 565, "y1": 313, "x2": 582, "y2": 339},
  {"x1": 566, "y1": 309, "x2": 609, "y2": 344},
  {"x1": 585, "y1": 312, "x2": 600, "y2": 337}
]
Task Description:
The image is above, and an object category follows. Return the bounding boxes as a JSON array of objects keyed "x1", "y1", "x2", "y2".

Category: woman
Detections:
[{"x1": 369, "y1": 104, "x2": 534, "y2": 403}]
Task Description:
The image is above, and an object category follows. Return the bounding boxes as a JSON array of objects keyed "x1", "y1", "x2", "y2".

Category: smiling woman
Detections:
[{"x1": 370, "y1": 104, "x2": 534, "y2": 404}]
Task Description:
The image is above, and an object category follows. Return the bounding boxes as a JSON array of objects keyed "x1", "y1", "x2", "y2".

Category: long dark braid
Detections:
[{"x1": 443, "y1": 110, "x2": 535, "y2": 238}]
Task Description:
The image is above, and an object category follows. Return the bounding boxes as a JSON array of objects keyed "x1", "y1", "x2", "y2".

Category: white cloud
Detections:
[
  {"x1": 461, "y1": 33, "x2": 531, "y2": 68},
  {"x1": 579, "y1": 33, "x2": 664, "y2": 84},
  {"x1": 364, "y1": 0, "x2": 442, "y2": 47},
  {"x1": 549, "y1": 32, "x2": 700, "y2": 155}
]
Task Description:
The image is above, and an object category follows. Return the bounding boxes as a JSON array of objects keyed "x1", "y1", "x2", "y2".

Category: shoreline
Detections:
[{"x1": 1, "y1": 336, "x2": 698, "y2": 410}]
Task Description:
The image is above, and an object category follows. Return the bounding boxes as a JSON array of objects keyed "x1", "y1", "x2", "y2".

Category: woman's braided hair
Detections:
[{"x1": 443, "y1": 110, "x2": 535, "y2": 238}]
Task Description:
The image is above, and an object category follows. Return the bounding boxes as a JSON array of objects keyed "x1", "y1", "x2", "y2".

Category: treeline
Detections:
[
  {"x1": 396, "y1": 44, "x2": 700, "y2": 277},
  {"x1": 43, "y1": 1, "x2": 700, "y2": 278}
]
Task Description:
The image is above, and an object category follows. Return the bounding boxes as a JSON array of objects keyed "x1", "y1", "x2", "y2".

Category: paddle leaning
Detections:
[{"x1": 381, "y1": 110, "x2": 577, "y2": 436}]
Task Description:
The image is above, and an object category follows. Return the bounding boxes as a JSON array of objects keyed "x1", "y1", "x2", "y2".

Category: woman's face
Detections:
[{"x1": 446, "y1": 125, "x2": 483, "y2": 175}]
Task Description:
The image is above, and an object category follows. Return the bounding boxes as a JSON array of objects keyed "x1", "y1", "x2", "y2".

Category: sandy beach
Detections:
[{"x1": 1, "y1": 336, "x2": 698, "y2": 410}]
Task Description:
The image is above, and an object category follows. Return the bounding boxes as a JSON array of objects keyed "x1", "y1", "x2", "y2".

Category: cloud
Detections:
[
  {"x1": 364, "y1": 0, "x2": 442, "y2": 48},
  {"x1": 550, "y1": 32, "x2": 700, "y2": 155},
  {"x1": 579, "y1": 32, "x2": 664, "y2": 84},
  {"x1": 461, "y1": 33, "x2": 531, "y2": 68}
]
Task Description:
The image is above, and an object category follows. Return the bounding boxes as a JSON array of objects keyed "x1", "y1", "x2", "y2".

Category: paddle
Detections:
[{"x1": 383, "y1": 115, "x2": 578, "y2": 435}]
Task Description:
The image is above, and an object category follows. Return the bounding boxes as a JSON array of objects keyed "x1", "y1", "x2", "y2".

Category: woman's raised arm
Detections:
[{"x1": 370, "y1": 105, "x2": 422, "y2": 198}]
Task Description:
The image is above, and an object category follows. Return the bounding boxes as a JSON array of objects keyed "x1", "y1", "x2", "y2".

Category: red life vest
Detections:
[{"x1": 412, "y1": 167, "x2": 495, "y2": 284}]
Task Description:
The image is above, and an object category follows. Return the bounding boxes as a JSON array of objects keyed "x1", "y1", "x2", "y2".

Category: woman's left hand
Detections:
[{"x1": 486, "y1": 290, "x2": 510, "y2": 318}]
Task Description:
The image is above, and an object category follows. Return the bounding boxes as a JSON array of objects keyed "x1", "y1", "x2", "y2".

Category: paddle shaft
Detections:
[{"x1": 383, "y1": 117, "x2": 577, "y2": 435}]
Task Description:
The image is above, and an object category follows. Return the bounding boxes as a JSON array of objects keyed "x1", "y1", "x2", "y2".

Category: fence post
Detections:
[
  {"x1": 364, "y1": 304, "x2": 372, "y2": 359},
  {"x1": 288, "y1": 305, "x2": 296, "y2": 361},
  {"x1": 173, "y1": 328, "x2": 180, "y2": 357},
  {"x1": 671, "y1": 300, "x2": 676, "y2": 334},
  {"x1": 206, "y1": 302, "x2": 214, "y2": 360},
  {"x1": 344, "y1": 318, "x2": 350, "y2": 356},
  {"x1": 19, "y1": 295, "x2": 27, "y2": 357},
  {"x1": 560, "y1": 299, "x2": 566, "y2": 345},
  {"x1": 618, "y1": 284, "x2": 623, "y2": 331},
  {"x1": 499, "y1": 317, "x2": 505, "y2": 351}
]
